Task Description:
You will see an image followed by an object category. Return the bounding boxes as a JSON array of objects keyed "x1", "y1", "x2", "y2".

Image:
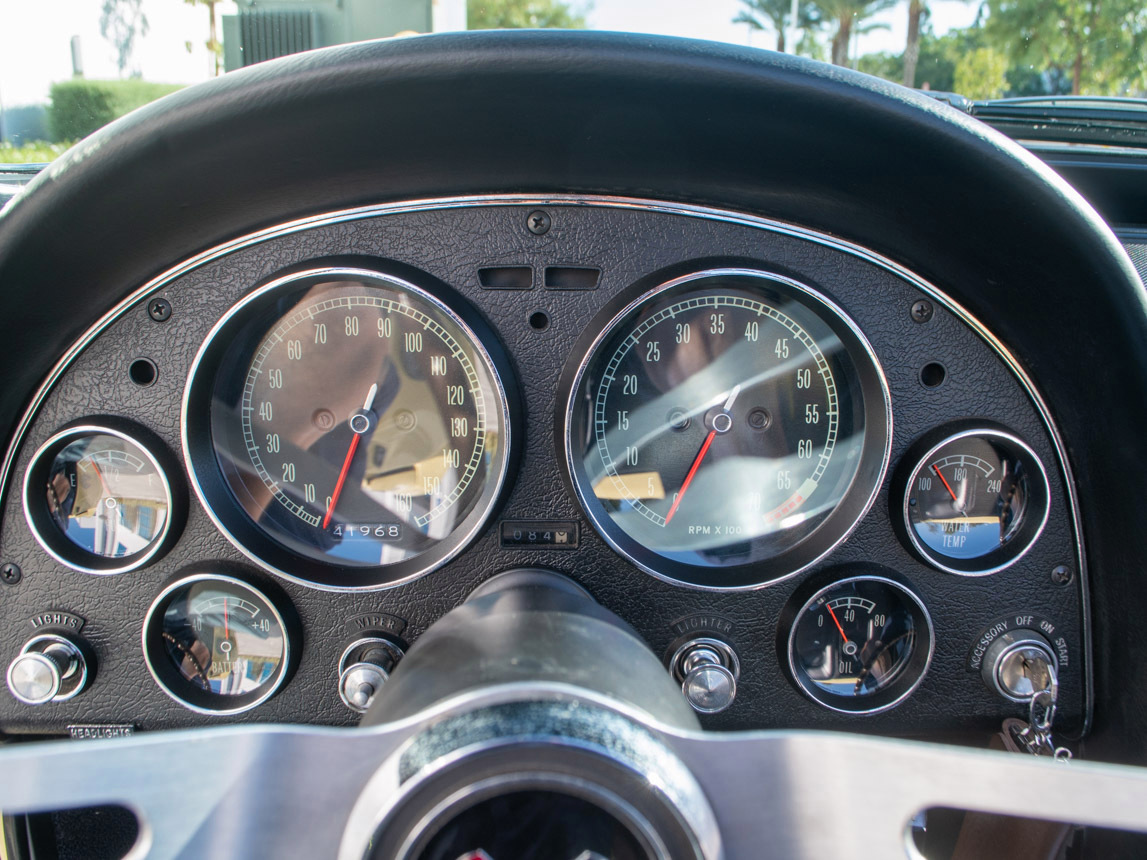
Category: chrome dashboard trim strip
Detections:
[{"x1": 0, "y1": 192, "x2": 1093, "y2": 730}]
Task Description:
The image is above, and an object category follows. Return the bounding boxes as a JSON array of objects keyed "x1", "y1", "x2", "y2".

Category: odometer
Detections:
[
  {"x1": 184, "y1": 268, "x2": 512, "y2": 590},
  {"x1": 564, "y1": 269, "x2": 891, "y2": 590}
]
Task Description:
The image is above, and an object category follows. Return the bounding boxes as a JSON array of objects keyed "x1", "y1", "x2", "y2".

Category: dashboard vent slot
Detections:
[
  {"x1": 544, "y1": 266, "x2": 601, "y2": 290},
  {"x1": 478, "y1": 266, "x2": 533, "y2": 290}
]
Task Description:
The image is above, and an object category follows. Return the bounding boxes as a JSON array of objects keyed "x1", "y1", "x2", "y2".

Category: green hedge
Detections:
[{"x1": 48, "y1": 79, "x2": 185, "y2": 142}]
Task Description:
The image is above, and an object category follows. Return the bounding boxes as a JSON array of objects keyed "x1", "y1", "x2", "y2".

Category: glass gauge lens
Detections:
[
  {"x1": 565, "y1": 269, "x2": 891, "y2": 590},
  {"x1": 184, "y1": 268, "x2": 511, "y2": 590},
  {"x1": 902, "y1": 428, "x2": 1050, "y2": 575},
  {"x1": 787, "y1": 575, "x2": 933, "y2": 714},
  {"x1": 24, "y1": 425, "x2": 174, "y2": 573},
  {"x1": 144, "y1": 574, "x2": 291, "y2": 714}
]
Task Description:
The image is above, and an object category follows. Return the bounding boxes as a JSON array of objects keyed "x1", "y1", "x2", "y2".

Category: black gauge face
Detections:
[
  {"x1": 902, "y1": 428, "x2": 1050, "y2": 575},
  {"x1": 565, "y1": 269, "x2": 891, "y2": 589},
  {"x1": 184, "y1": 268, "x2": 511, "y2": 590},
  {"x1": 24, "y1": 425, "x2": 174, "y2": 573},
  {"x1": 787, "y1": 575, "x2": 933, "y2": 714},
  {"x1": 144, "y1": 574, "x2": 291, "y2": 714}
]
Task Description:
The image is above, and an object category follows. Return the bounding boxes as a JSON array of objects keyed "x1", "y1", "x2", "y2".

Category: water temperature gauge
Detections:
[{"x1": 900, "y1": 427, "x2": 1050, "y2": 575}]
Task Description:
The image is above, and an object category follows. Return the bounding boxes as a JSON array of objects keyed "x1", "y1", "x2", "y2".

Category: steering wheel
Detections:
[{"x1": 2, "y1": 31, "x2": 1147, "y2": 859}]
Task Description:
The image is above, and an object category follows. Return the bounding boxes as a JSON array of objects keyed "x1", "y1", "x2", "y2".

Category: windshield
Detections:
[{"x1": 1, "y1": 0, "x2": 1145, "y2": 164}]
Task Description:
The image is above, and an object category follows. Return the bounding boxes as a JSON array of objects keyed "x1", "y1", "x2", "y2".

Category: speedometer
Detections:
[
  {"x1": 184, "y1": 267, "x2": 513, "y2": 590},
  {"x1": 563, "y1": 269, "x2": 891, "y2": 590}
]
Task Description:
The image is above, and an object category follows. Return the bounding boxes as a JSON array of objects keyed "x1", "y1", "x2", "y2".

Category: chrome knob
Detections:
[
  {"x1": 338, "y1": 637, "x2": 403, "y2": 713},
  {"x1": 7, "y1": 634, "x2": 89, "y2": 705},
  {"x1": 670, "y1": 637, "x2": 740, "y2": 715},
  {"x1": 982, "y1": 629, "x2": 1058, "y2": 702}
]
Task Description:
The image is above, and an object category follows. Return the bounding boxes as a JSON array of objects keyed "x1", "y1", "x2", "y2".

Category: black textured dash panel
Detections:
[{"x1": 0, "y1": 201, "x2": 1086, "y2": 740}]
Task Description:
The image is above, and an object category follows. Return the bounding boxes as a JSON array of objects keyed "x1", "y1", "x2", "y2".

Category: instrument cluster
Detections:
[{"x1": 0, "y1": 198, "x2": 1086, "y2": 733}]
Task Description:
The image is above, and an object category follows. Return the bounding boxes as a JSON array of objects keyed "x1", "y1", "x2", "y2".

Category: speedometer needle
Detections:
[
  {"x1": 664, "y1": 386, "x2": 741, "y2": 526},
  {"x1": 322, "y1": 383, "x2": 379, "y2": 530}
]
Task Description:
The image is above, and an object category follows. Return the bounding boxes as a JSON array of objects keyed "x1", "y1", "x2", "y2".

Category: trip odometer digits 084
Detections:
[
  {"x1": 184, "y1": 268, "x2": 512, "y2": 590},
  {"x1": 564, "y1": 269, "x2": 891, "y2": 590}
]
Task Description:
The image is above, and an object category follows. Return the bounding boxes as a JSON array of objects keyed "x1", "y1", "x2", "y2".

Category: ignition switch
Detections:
[{"x1": 982, "y1": 629, "x2": 1058, "y2": 702}]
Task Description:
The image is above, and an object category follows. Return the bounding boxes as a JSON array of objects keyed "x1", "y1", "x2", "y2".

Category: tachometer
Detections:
[
  {"x1": 563, "y1": 269, "x2": 890, "y2": 589},
  {"x1": 183, "y1": 267, "x2": 512, "y2": 590}
]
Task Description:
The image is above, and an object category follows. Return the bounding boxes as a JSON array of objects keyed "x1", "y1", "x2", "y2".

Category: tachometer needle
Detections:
[
  {"x1": 664, "y1": 386, "x2": 741, "y2": 525},
  {"x1": 322, "y1": 383, "x2": 379, "y2": 530},
  {"x1": 931, "y1": 463, "x2": 967, "y2": 516}
]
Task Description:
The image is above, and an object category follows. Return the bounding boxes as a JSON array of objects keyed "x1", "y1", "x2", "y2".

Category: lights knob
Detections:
[
  {"x1": 338, "y1": 638, "x2": 403, "y2": 714},
  {"x1": 7, "y1": 634, "x2": 89, "y2": 705},
  {"x1": 670, "y1": 637, "x2": 740, "y2": 715},
  {"x1": 982, "y1": 629, "x2": 1058, "y2": 702}
]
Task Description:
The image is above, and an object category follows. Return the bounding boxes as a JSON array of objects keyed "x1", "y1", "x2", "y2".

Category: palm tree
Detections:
[
  {"x1": 733, "y1": 0, "x2": 819, "y2": 53},
  {"x1": 812, "y1": 0, "x2": 897, "y2": 66},
  {"x1": 903, "y1": 0, "x2": 926, "y2": 86}
]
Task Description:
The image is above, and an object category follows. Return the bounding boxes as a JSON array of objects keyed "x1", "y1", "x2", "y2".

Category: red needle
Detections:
[
  {"x1": 826, "y1": 603, "x2": 850, "y2": 645},
  {"x1": 223, "y1": 597, "x2": 229, "y2": 642},
  {"x1": 322, "y1": 433, "x2": 361, "y2": 529},
  {"x1": 322, "y1": 383, "x2": 378, "y2": 530},
  {"x1": 664, "y1": 429, "x2": 716, "y2": 525},
  {"x1": 932, "y1": 463, "x2": 960, "y2": 504},
  {"x1": 664, "y1": 386, "x2": 741, "y2": 526}
]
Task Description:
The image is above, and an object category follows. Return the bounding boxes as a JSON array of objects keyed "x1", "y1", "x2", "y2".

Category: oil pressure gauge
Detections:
[{"x1": 900, "y1": 426, "x2": 1050, "y2": 575}]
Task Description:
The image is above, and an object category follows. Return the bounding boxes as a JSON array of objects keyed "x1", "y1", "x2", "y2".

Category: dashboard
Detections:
[
  {"x1": 0, "y1": 195, "x2": 1088, "y2": 736},
  {"x1": 5, "y1": 29, "x2": 1147, "y2": 860}
]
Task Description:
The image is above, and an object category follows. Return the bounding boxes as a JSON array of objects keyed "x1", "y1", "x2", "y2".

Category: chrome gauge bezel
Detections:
[
  {"x1": 784, "y1": 572, "x2": 935, "y2": 715},
  {"x1": 142, "y1": 572, "x2": 295, "y2": 715},
  {"x1": 897, "y1": 425, "x2": 1051, "y2": 576},
  {"x1": 22, "y1": 422, "x2": 179, "y2": 575},
  {"x1": 181, "y1": 266, "x2": 515, "y2": 592},
  {"x1": 561, "y1": 268, "x2": 893, "y2": 591}
]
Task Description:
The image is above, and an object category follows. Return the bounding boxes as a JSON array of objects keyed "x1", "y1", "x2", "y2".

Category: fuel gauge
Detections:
[
  {"x1": 901, "y1": 427, "x2": 1050, "y2": 575},
  {"x1": 23, "y1": 423, "x2": 179, "y2": 574}
]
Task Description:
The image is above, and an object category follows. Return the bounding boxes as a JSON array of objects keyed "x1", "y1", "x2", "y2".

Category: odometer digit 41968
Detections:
[
  {"x1": 564, "y1": 269, "x2": 891, "y2": 590},
  {"x1": 184, "y1": 268, "x2": 512, "y2": 590}
]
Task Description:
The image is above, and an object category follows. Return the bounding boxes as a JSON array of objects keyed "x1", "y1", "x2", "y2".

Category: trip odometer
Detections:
[
  {"x1": 564, "y1": 269, "x2": 891, "y2": 590},
  {"x1": 184, "y1": 267, "x2": 512, "y2": 590}
]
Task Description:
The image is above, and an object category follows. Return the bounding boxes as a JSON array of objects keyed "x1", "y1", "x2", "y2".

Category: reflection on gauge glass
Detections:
[
  {"x1": 787, "y1": 574, "x2": 933, "y2": 714},
  {"x1": 902, "y1": 427, "x2": 1050, "y2": 575},
  {"x1": 564, "y1": 269, "x2": 891, "y2": 590},
  {"x1": 23, "y1": 425, "x2": 174, "y2": 573},
  {"x1": 143, "y1": 574, "x2": 291, "y2": 714},
  {"x1": 183, "y1": 267, "x2": 512, "y2": 590}
]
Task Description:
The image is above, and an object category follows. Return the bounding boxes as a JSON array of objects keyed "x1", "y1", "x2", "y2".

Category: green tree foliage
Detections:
[
  {"x1": 982, "y1": 0, "x2": 1147, "y2": 94},
  {"x1": 100, "y1": 0, "x2": 149, "y2": 76},
  {"x1": 733, "y1": 0, "x2": 820, "y2": 53},
  {"x1": 49, "y1": 80, "x2": 184, "y2": 142},
  {"x1": 954, "y1": 46, "x2": 1009, "y2": 98},
  {"x1": 467, "y1": 0, "x2": 588, "y2": 29},
  {"x1": 858, "y1": 30, "x2": 961, "y2": 90}
]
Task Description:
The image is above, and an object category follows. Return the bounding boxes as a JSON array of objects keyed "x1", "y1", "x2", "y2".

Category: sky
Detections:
[{"x1": 0, "y1": 0, "x2": 980, "y2": 110}]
